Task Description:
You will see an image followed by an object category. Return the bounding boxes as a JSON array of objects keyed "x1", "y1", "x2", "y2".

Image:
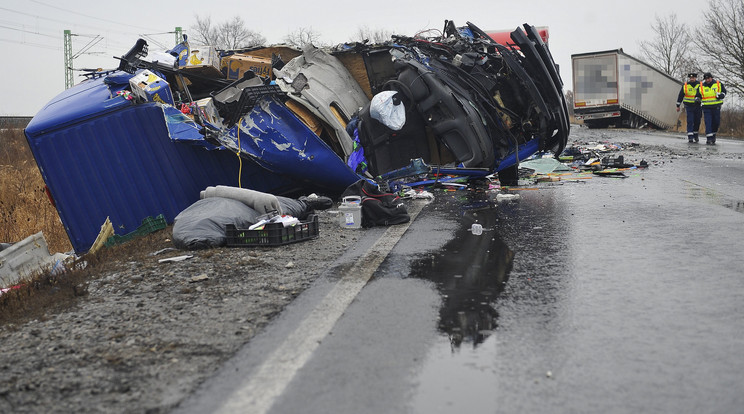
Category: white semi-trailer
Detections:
[{"x1": 572, "y1": 49, "x2": 682, "y2": 129}]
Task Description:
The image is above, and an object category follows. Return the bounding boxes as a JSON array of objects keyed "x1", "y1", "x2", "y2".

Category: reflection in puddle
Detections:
[{"x1": 410, "y1": 191, "x2": 514, "y2": 348}]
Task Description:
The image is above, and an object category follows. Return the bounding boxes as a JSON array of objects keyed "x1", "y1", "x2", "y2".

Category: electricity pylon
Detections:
[{"x1": 64, "y1": 30, "x2": 73, "y2": 89}]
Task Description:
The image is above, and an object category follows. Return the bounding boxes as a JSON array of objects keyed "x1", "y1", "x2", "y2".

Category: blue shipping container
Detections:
[{"x1": 25, "y1": 75, "x2": 298, "y2": 253}]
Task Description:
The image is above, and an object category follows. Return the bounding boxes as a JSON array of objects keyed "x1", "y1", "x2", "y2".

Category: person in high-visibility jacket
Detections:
[
  {"x1": 698, "y1": 72, "x2": 726, "y2": 145},
  {"x1": 676, "y1": 73, "x2": 702, "y2": 143}
]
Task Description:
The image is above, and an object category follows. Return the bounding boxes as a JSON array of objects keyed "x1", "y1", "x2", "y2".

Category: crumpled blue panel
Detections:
[
  {"x1": 163, "y1": 106, "x2": 223, "y2": 150},
  {"x1": 214, "y1": 97, "x2": 361, "y2": 192}
]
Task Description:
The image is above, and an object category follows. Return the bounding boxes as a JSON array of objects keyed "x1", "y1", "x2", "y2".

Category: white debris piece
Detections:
[
  {"x1": 0, "y1": 232, "x2": 72, "y2": 289},
  {"x1": 158, "y1": 255, "x2": 194, "y2": 263}
]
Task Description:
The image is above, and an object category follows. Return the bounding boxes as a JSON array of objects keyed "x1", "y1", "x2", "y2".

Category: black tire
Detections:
[{"x1": 585, "y1": 120, "x2": 606, "y2": 129}]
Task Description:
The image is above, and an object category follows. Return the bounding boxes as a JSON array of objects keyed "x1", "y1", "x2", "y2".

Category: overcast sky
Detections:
[{"x1": 1, "y1": 0, "x2": 704, "y2": 116}]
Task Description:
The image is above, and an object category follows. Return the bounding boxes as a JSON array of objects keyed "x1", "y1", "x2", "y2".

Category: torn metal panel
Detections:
[
  {"x1": 337, "y1": 20, "x2": 570, "y2": 178},
  {"x1": 205, "y1": 97, "x2": 360, "y2": 192},
  {"x1": 391, "y1": 55, "x2": 496, "y2": 168},
  {"x1": 507, "y1": 23, "x2": 569, "y2": 154},
  {"x1": 274, "y1": 45, "x2": 370, "y2": 159}
]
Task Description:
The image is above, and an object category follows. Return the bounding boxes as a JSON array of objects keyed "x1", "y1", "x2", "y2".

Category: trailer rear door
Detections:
[{"x1": 572, "y1": 52, "x2": 619, "y2": 110}]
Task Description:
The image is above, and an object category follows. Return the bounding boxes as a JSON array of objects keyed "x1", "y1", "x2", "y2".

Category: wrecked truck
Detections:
[
  {"x1": 572, "y1": 49, "x2": 682, "y2": 129},
  {"x1": 24, "y1": 20, "x2": 569, "y2": 253}
]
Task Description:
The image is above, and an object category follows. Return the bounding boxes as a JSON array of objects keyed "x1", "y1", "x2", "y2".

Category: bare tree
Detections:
[
  {"x1": 218, "y1": 16, "x2": 265, "y2": 49},
  {"x1": 638, "y1": 14, "x2": 694, "y2": 79},
  {"x1": 283, "y1": 27, "x2": 323, "y2": 48},
  {"x1": 694, "y1": 0, "x2": 744, "y2": 95},
  {"x1": 189, "y1": 16, "x2": 220, "y2": 46},
  {"x1": 189, "y1": 16, "x2": 265, "y2": 49},
  {"x1": 354, "y1": 26, "x2": 393, "y2": 44}
]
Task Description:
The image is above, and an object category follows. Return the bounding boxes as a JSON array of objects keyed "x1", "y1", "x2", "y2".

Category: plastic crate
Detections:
[
  {"x1": 601, "y1": 155, "x2": 624, "y2": 167},
  {"x1": 105, "y1": 214, "x2": 167, "y2": 247},
  {"x1": 225, "y1": 215, "x2": 319, "y2": 247},
  {"x1": 211, "y1": 73, "x2": 285, "y2": 126}
]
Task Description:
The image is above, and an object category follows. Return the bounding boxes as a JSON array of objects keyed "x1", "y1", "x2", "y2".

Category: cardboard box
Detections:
[
  {"x1": 220, "y1": 54, "x2": 273, "y2": 80},
  {"x1": 187, "y1": 45, "x2": 220, "y2": 70},
  {"x1": 129, "y1": 70, "x2": 174, "y2": 105}
]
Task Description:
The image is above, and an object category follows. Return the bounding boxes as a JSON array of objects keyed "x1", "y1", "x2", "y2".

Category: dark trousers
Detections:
[
  {"x1": 702, "y1": 105, "x2": 721, "y2": 142},
  {"x1": 685, "y1": 105, "x2": 701, "y2": 140}
]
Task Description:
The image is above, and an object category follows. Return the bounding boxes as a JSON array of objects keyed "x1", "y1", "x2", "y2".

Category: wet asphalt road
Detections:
[{"x1": 181, "y1": 127, "x2": 744, "y2": 414}]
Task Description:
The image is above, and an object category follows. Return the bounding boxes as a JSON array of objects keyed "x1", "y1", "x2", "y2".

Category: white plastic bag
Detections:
[{"x1": 370, "y1": 90, "x2": 406, "y2": 131}]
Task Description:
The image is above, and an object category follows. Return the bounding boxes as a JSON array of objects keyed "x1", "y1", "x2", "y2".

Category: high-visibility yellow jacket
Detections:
[
  {"x1": 701, "y1": 80, "x2": 723, "y2": 106},
  {"x1": 682, "y1": 82, "x2": 700, "y2": 104}
]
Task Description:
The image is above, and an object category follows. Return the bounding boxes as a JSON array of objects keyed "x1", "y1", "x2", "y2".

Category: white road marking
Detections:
[{"x1": 214, "y1": 201, "x2": 425, "y2": 414}]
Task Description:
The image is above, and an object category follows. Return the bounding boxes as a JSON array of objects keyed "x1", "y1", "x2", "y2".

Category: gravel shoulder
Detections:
[
  {"x1": 0, "y1": 128, "x2": 741, "y2": 413},
  {"x1": 0, "y1": 211, "x2": 360, "y2": 413}
]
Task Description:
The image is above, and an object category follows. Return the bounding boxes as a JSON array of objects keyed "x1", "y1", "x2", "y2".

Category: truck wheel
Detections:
[
  {"x1": 498, "y1": 164, "x2": 519, "y2": 186},
  {"x1": 629, "y1": 114, "x2": 642, "y2": 129}
]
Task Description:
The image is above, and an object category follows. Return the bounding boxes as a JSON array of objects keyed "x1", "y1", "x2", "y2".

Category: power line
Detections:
[
  {"x1": 0, "y1": 24, "x2": 173, "y2": 58},
  {"x1": 0, "y1": 23, "x2": 57, "y2": 39},
  {"x1": 0, "y1": 24, "x2": 127, "y2": 55},
  {"x1": 0, "y1": 6, "x2": 78, "y2": 29},
  {"x1": 0, "y1": 4, "x2": 177, "y2": 43},
  {"x1": 27, "y1": 0, "x2": 156, "y2": 32},
  {"x1": 2, "y1": 3, "x2": 186, "y2": 86},
  {"x1": 0, "y1": 20, "x2": 108, "y2": 45},
  {"x1": 0, "y1": 37, "x2": 59, "y2": 50},
  {"x1": 72, "y1": 35, "x2": 104, "y2": 59},
  {"x1": 140, "y1": 34, "x2": 169, "y2": 50}
]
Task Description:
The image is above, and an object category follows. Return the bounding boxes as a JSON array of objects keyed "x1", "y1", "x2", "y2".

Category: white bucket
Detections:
[{"x1": 338, "y1": 196, "x2": 362, "y2": 229}]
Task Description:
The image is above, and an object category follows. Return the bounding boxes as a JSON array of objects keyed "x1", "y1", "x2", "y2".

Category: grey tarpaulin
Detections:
[
  {"x1": 172, "y1": 196, "x2": 312, "y2": 250},
  {"x1": 200, "y1": 185, "x2": 282, "y2": 214},
  {"x1": 172, "y1": 197, "x2": 261, "y2": 249}
]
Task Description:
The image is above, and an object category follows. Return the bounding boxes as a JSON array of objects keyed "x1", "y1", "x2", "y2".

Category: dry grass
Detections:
[
  {"x1": 1, "y1": 124, "x2": 72, "y2": 253},
  {"x1": 0, "y1": 120, "x2": 79, "y2": 325},
  {"x1": 720, "y1": 108, "x2": 744, "y2": 138}
]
